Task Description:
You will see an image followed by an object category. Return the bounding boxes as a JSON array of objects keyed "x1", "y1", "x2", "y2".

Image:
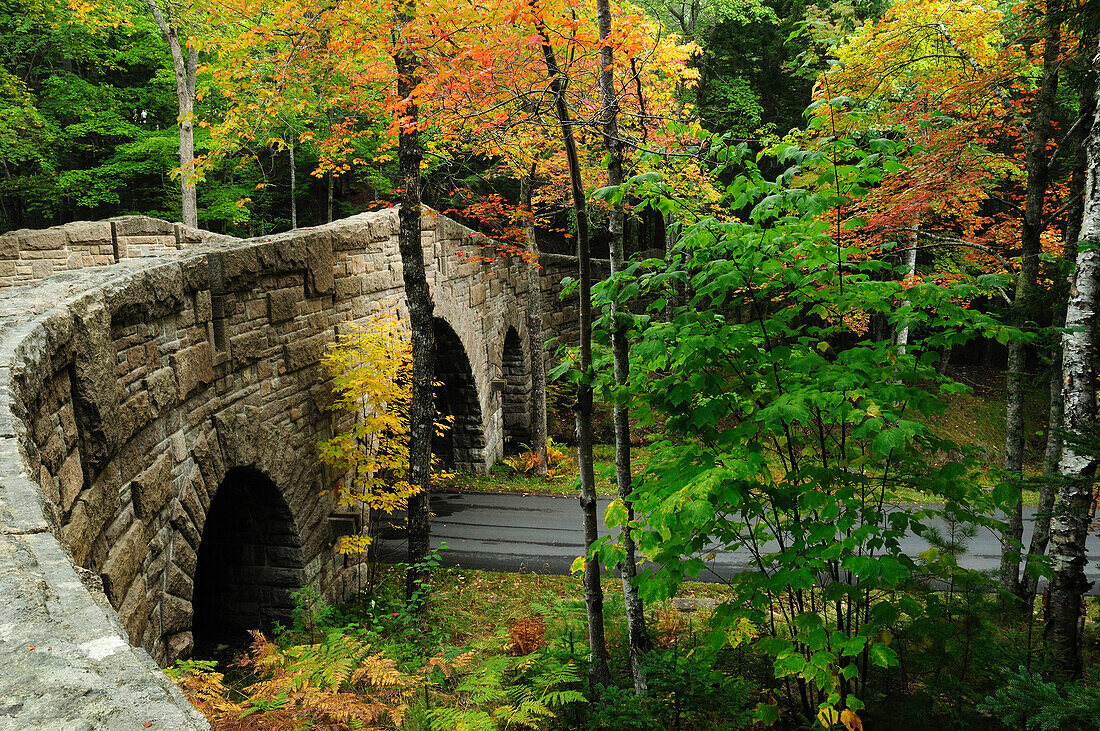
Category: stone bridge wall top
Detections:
[
  {"x1": 0, "y1": 209, "x2": 543, "y2": 729},
  {"x1": 0, "y1": 216, "x2": 236, "y2": 289}
]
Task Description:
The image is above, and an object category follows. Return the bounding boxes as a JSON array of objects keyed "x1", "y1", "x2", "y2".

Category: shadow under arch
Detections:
[
  {"x1": 191, "y1": 466, "x2": 305, "y2": 655},
  {"x1": 501, "y1": 326, "x2": 532, "y2": 453},
  {"x1": 433, "y1": 317, "x2": 486, "y2": 473}
]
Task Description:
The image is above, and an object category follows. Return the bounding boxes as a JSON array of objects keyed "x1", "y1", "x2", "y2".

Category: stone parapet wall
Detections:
[
  {"x1": 537, "y1": 252, "x2": 612, "y2": 358},
  {"x1": 0, "y1": 216, "x2": 235, "y2": 289},
  {"x1": 0, "y1": 208, "x2": 535, "y2": 729}
]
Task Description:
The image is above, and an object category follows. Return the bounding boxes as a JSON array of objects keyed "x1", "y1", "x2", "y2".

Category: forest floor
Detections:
[{"x1": 444, "y1": 365, "x2": 1049, "y2": 505}]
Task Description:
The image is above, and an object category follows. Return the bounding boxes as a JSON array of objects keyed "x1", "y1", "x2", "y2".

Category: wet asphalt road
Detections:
[{"x1": 375, "y1": 491, "x2": 1100, "y2": 590}]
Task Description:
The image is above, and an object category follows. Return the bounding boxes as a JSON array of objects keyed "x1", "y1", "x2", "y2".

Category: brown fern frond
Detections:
[{"x1": 506, "y1": 615, "x2": 546, "y2": 656}]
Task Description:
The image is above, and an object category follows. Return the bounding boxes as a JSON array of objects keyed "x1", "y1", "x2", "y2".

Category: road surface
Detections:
[{"x1": 376, "y1": 491, "x2": 1100, "y2": 591}]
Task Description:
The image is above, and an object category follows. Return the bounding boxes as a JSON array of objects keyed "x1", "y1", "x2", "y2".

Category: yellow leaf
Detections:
[{"x1": 841, "y1": 709, "x2": 863, "y2": 731}]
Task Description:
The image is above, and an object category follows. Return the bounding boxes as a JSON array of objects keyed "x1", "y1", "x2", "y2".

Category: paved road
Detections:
[{"x1": 376, "y1": 491, "x2": 1100, "y2": 590}]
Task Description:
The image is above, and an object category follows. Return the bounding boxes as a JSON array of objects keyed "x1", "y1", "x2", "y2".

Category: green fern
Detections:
[{"x1": 428, "y1": 707, "x2": 496, "y2": 731}]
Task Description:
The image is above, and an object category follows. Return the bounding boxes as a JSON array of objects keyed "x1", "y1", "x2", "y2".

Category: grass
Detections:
[
  {"x1": 442, "y1": 442, "x2": 655, "y2": 498},
  {"x1": 354, "y1": 563, "x2": 734, "y2": 658}
]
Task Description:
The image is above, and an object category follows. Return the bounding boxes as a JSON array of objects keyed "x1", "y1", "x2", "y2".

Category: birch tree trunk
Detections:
[
  {"x1": 145, "y1": 0, "x2": 198, "y2": 229},
  {"x1": 596, "y1": 0, "x2": 651, "y2": 693},
  {"x1": 895, "y1": 219, "x2": 919, "y2": 354},
  {"x1": 327, "y1": 171, "x2": 334, "y2": 223},
  {"x1": 520, "y1": 170, "x2": 549, "y2": 476},
  {"x1": 1025, "y1": 77, "x2": 1097, "y2": 600},
  {"x1": 1044, "y1": 40, "x2": 1100, "y2": 677},
  {"x1": 536, "y1": 19, "x2": 611, "y2": 691},
  {"x1": 394, "y1": 0, "x2": 437, "y2": 605},
  {"x1": 289, "y1": 143, "x2": 297, "y2": 229},
  {"x1": 1000, "y1": 0, "x2": 1061, "y2": 598}
]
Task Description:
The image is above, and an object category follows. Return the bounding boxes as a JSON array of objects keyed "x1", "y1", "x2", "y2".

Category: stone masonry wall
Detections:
[
  {"x1": 538, "y1": 252, "x2": 612, "y2": 360},
  {"x1": 0, "y1": 216, "x2": 235, "y2": 289},
  {"x1": 0, "y1": 208, "x2": 538, "y2": 729}
]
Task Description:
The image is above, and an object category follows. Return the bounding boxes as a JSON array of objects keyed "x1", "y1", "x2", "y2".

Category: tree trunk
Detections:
[
  {"x1": 536, "y1": 19, "x2": 611, "y2": 691},
  {"x1": 327, "y1": 171, "x2": 335, "y2": 223},
  {"x1": 289, "y1": 143, "x2": 297, "y2": 229},
  {"x1": 395, "y1": 0, "x2": 436, "y2": 605},
  {"x1": 596, "y1": 0, "x2": 651, "y2": 694},
  {"x1": 895, "y1": 218, "x2": 919, "y2": 354},
  {"x1": 145, "y1": 0, "x2": 198, "y2": 229},
  {"x1": 520, "y1": 169, "x2": 549, "y2": 476},
  {"x1": 1001, "y1": 0, "x2": 1061, "y2": 598},
  {"x1": 1044, "y1": 40, "x2": 1100, "y2": 678},
  {"x1": 1025, "y1": 77, "x2": 1097, "y2": 600}
]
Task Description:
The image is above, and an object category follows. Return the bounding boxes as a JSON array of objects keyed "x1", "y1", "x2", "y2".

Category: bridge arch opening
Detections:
[
  {"x1": 191, "y1": 466, "x2": 305, "y2": 654},
  {"x1": 501, "y1": 327, "x2": 532, "y2": 453},
  {"x1": 433, "y1": 317, "x2": 486, "y2": 472}
]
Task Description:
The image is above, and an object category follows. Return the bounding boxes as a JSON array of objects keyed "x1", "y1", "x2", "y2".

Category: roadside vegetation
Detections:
[{"x1": 171, "y1": 563, "x2": 1100, "y2": 730}]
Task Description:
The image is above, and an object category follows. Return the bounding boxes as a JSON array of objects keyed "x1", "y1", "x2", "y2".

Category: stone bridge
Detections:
[{"x1": 0, "y1": 210, "x2": 581, "y2": 729}]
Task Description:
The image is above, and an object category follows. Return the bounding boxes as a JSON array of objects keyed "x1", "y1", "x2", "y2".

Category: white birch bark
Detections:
[
  {"x1": 1044, "y1": 40, "x2": 1100, "y2": 679},
  {"x1": 145, "y1": 0, "x2": 198, "y2": 229},
  {"x1": 895, "y1": 219, "x2": 918, "y2": 354}
]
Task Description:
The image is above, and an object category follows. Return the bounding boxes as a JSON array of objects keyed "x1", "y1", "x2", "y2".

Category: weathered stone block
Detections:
[
  {"x1": 61, "y1": 468, "x2": 121, "y2": 564},
  {"x1": 116, "y1": 426, "x2": 158, "y2": 486},
  {"x1": 38, "y1": 465, "x2": 60, "y2": 507},
  {"x1": 171, "y1": 341, "x2": 214, "y2": 400},
  {"x1": 0, "y1": 232, "x2": 18, "y2": 258},
  {"x1": 31, "y1": 260, "x2": 53, "y2": 280},
  {"x1": 267, "y1": 289, "x2": 298, "y2": 323},
  {"x1": 334, "y1": 276, "x2": 362, "y2": 300},
  {"x1": 305, "y1": 231, "x2": 335, "y2": 296},
  {"x1": 166, "y1": 562, "x2": 194, "y2": 601},
  {"x1": 172, "y1": 531, "x2": 198, "y2": 576},
  {"x1": 145, "y1": 366, "x2": 178, "y2": 410},
  {"x1": 57, "y1": 450, "x2": 84, "y2": 513},
  {"x1": 283, "y1": 331, "x2": 329, "y2": 372},
  {"x1": 169, "y1": 498, "x2": 200, "y2": 548},
  {"x1": 229, "y1": 330, "x2": 268, "y2": 368},
  {"x1": 470, "y1": 283, "x2": 487, "y2": 307},
  {"x1": 118, "y1": 390, "x2": 152, "y2": 443},
  {"x1": 189, "y1": 430, "x2": 224, "y2": 494},
  {"x1": 70, "y1": 297, "x2": 121, "y2": 469},
  {"x1": 131, "y1": 451, "x2": 173, "y2": 520},
  {"x1": 100, "y1": 519, "x2": 147, "y2": 606},
  {"x1": 166, "y1": 632, "x2": 194, "y2": 663},
  {"x1": 112, "y1": 216, "x2": 173, "y2": 237},
  {"x1": 194, "y1": 290, "x2": 212, "y2": 322},
  {"x1": 161, "y1": 593, "x2": 193, "y2": 634},
  {"x1": 117, "y1": 574, "x2": 151, "y2": 645},
  {"x1": 39, "y1": 432, "x2": 65, "y2": 473},
  {"x1": 65, "y1": 220, "x2": 111, "y2": 244},
  {"x1": 20, "y1": 228, "x2": 66, "y2": 251}
]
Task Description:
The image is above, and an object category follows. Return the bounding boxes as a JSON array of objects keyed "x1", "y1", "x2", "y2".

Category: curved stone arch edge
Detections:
[{"x1": 0, "y1": 265, "x2": 212, "y2": 729}]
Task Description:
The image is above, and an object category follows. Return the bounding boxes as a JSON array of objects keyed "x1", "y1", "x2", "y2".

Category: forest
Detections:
[{"x1": 4, "y1": 0, "x2": 1100, "y2": 728}]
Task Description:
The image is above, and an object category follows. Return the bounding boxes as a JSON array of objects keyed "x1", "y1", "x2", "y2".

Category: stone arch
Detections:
[
  {"x1": 501, "y1": 326, "x2": 532, "y2": 452},
  {"x1": 433, "y1": 316, "x2": 486, "y2": 473},
  {"x1": 191, "y1": 466, "x2": 305, "y2": 654}
]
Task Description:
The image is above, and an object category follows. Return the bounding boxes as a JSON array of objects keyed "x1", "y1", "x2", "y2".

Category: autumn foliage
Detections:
[{"x1": 318, "y1": 310, "x2": 448, "y2": 559}]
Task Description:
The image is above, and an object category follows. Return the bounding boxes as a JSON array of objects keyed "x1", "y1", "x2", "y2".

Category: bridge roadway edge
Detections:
[{"x1": 0, "y1": 208, "x2": 560, "y2": 728}]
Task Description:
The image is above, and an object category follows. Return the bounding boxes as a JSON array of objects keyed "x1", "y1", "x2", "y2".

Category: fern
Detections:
[
  {"x1": 428, "y1": 707, "x2": 497, "y2": 731},
  {"x1": 170, "y1": 629, "x2": 417, "y2": 730}
]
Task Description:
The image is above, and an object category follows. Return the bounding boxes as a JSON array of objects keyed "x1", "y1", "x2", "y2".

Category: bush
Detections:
[{"x1": 980, "y1": 667, "x2": 1100, "y2": 731}]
